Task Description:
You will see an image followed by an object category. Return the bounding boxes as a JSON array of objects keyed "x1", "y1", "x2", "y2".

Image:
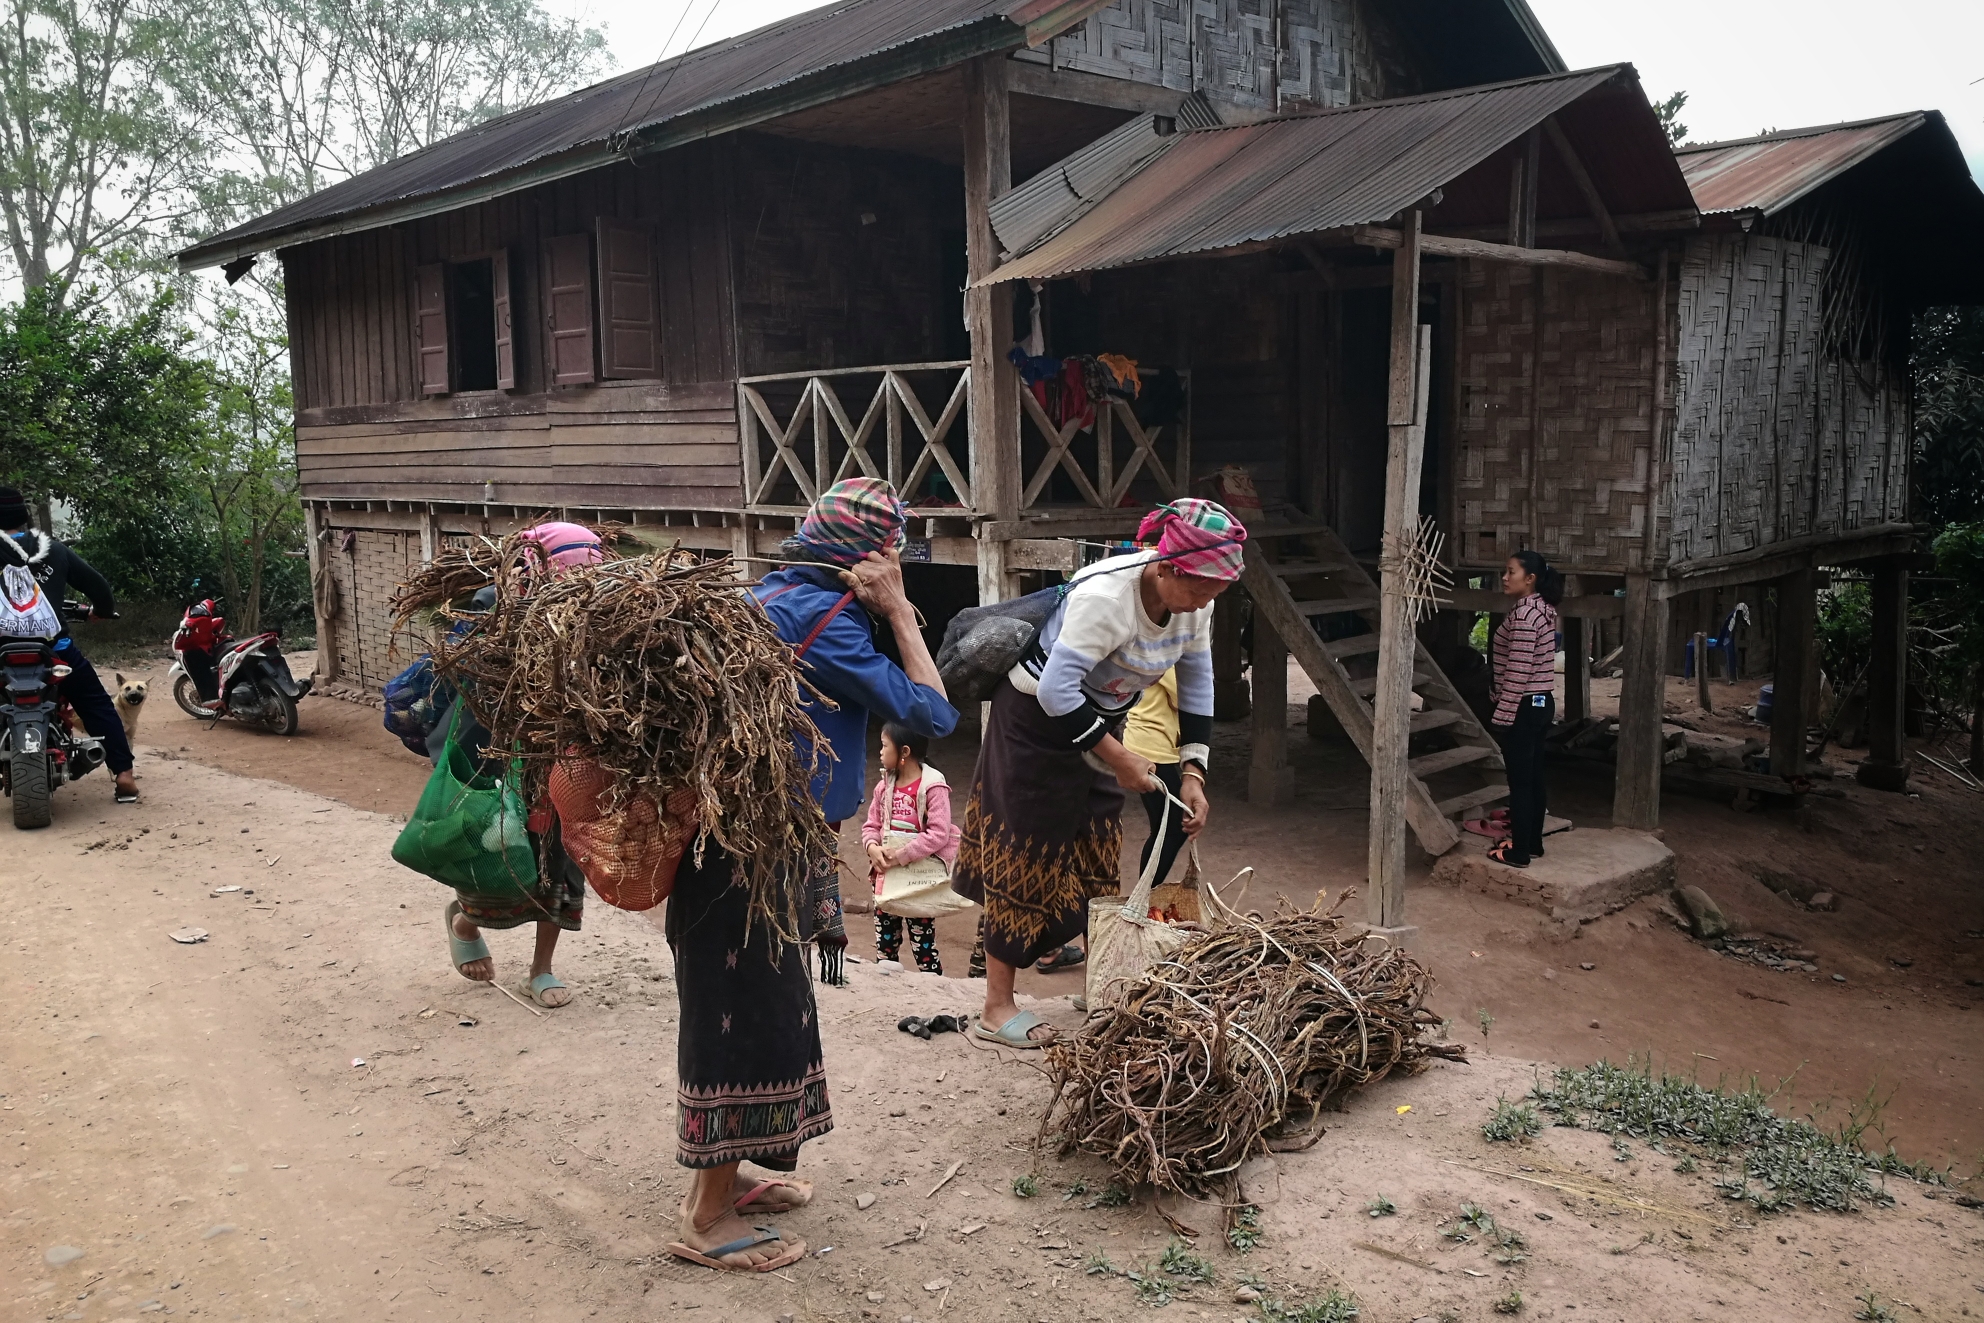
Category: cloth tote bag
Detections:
[{"x1": 874, "y1": 775, "x2": 974, "y2": 919}]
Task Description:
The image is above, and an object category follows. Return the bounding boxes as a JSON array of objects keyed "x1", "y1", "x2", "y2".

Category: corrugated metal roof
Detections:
[
  {"x1": 979, "y1": 65, "x2": 1687, "y2": 283},
  {"x1": 990, "y1": 96, "x2": 1216, "y2": 254},
  {"x1": 180, "y1": 0, "x2": 1040, "y2": 268},
  {"x1": 1675, "y1": 114, "x2": 1927, "y2": 216}
]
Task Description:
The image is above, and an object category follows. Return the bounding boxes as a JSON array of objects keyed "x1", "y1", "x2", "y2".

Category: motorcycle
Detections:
[
  {"x1": 0, "y1": 602, "x2": 110, "y2": 829},
  {"x1": 167, "y1": 597, "x2": 312, "y2": 735}
]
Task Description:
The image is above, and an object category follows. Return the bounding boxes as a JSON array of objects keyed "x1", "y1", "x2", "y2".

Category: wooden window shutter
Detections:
[
  {"x1": 414, "y1": 263, "x2": 449, "y2": 395},
  {"x1": 544, "y1": 233, "x2": 596, "y2": 385},
  {"x1": 596, "y1": 218, "x2": 661, "y2": 379},
  {"x1": 492, "y1": 247, "x2": 516, "y2": 391}
]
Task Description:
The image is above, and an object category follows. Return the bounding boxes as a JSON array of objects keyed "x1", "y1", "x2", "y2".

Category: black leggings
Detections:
[
  {"x1": 1493, "y1": 693, "x2": 1553, "y2": 863},
  {"x1": 56, "y1": 640, "x2": 134, "y2": 775},
  {"x1": 1138, "y1": 761, "x2": 1189, "y2": 885}
]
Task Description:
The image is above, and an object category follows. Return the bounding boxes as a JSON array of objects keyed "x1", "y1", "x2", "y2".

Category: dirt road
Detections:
[{"x1": 6, "y1": 744, "x2": 1983, "y2": 1322}]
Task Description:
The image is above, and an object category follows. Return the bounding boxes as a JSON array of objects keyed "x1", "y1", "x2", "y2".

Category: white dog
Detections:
[{"x1": 113, "y1": 672, "x2": 149, "y2": 743}]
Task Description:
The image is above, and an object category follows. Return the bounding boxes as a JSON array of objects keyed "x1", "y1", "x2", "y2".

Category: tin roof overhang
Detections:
[
  {"x1": 977, "y1": 65, "x2": 1692, "y2": 284},
  {"x1": 176, "y1": 0, "x2": 1566, "y2": 272}
]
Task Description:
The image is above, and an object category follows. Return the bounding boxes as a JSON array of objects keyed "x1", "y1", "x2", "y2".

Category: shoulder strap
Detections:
[{"x1": 792, "y1": 590, "x2": 858, "y2": 661}]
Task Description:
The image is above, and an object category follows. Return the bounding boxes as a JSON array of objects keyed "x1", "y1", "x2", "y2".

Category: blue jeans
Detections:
[{"x1": 53, "y1": 638, "x2": 134, "y2": 775}]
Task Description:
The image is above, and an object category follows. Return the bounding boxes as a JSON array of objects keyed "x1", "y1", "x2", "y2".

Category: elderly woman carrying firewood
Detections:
[
  {"x1": 666, "y1": 476, "x2": 957, "y2": 1274},
  {"x1": 952, "y1": 498, "x2": 1246, "y2": 1048}
]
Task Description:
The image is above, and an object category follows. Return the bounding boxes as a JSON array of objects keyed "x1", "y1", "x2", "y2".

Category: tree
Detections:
[
  {"x1": 1652, "y1": 91, "x2": 1688, "y2": 146},
  {"x1": 1912, "y1": 305, "x2": 1984, "y2": 529},
  {"x1": 0, "y1": 0, "x2": 207, "y2": 306}
]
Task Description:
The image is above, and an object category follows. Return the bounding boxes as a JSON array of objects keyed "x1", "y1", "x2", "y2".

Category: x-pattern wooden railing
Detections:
[
  {"x1": 1018, "y1": 380, "x2": 1190, "y2": 511},
  {"x1": 738, "y1": 362, "x2": 972, "y2": 511}
]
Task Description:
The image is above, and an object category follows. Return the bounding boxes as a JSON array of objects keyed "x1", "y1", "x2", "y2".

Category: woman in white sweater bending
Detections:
[{"x1": 951, "y1": 498, "x2": 1247, "y2": 1047}]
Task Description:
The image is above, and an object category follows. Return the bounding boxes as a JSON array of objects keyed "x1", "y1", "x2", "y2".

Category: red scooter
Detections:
[{"x1": 168, "y1": 597, "x2": 311, "y2": 735}]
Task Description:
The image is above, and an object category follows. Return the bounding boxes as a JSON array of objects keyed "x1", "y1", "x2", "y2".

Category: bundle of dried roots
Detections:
[
  {"x1": 392, "y1": 532, "x2": 837, "y2": 940},
  {"x1": 1041, "y1": 891, "x2": 1465, "y2": 1203}
]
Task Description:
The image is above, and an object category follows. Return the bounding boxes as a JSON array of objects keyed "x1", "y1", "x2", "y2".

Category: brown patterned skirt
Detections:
[
  {"x1": 665, "y1": 842, "x2": 831, "y2": 1170},
  {"x1": 951, "y1": 679, "x2": 1126, "y2": 968}
]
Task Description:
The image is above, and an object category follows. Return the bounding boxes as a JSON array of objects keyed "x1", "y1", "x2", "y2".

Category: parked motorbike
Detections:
[
  {"x1": 1, "y1": 602, "x2": 110, "y2": 829},
  {"x1": 168, "y1": 597, "x2": 311, "y2": 735}
]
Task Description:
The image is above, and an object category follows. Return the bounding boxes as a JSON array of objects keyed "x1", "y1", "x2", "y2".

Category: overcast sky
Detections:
[{"x1": 576, "y1": 0, "x2": 1984, "y2": 174}]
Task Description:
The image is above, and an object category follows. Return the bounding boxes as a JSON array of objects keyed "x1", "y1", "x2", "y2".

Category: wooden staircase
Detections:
[{"x1": 1241, "y1": 523, "x2": 1507, "y2": 856}]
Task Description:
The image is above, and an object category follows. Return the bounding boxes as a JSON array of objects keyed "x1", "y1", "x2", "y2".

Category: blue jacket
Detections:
[{"x1": 754, "y1": 567, "x2": 958, "y2": 823}]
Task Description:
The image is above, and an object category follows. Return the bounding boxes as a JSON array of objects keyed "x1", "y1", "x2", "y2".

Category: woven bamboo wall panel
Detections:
[
  {"x1": 1012, "y1": 0, "x2": 1416, "y2": 112},
  {"x1": 1669, "y1": 235, "x2": 1908, "y2": 565},
  {"x1": 329, "y1": 530, "x2": 413, "y2": 691},
  {"x1": 1454, "y1": 262, "x2": 1660, "y2": 574}
]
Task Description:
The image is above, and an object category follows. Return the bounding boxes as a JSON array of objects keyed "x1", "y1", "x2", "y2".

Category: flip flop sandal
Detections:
[
  {"x1": 527, "y1": 972, "x2": 570, "y2": 1007},
  {"x1": 1036, "y1": 944, "x2": 1086, "y2": 972},
  {"x1": 114, "y1": 787, "x2": 139, "y2": 804},
  {"x1": 971, "y1": 1009, "x2": 1054, "y2": 1049},
  {"x1": 1462, "y1": 817, "x2": 1504, "y2": 839},
  {"x1": 1486, "y1": 842, "x2": 1529, "y2": 869},
  {"x1": 443, "y1": 900, "x2": 492, "y2": 978},
  {"x1": 897, "y1": 1015, "x2": 932, "y2": 1039},
  {"x1": 666, "y1": 1225, "x2": 804, "y2": 1273},
  {"x1": 735, "y1": 1179, "x2": 812, "y2": 1212}
]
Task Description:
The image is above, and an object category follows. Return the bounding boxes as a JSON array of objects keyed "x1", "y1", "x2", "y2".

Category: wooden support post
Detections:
[
  {"x1": 1611, "y1": 573, "x2": 1669, "y2": 830},
  {"x1": 1367, "y1": 211, "x2": 1427, "y2": 937},
  {"x1": 1212, "y1": 589, "x2": 1250, "y2": 719},
  {"x1": 1693, "y1": 632, "x2": 1712, "y2": 713},
  {"x1": 301, "y1": 502, "x2": 338, "y2": 684},
  {"x1": 1543, "y1": 116, "x2": 1623, "y2": 253},
  {"x1": 1508, "y1": 129, "x2": 1540, "y2": 250},
  {"x1": 1562, "y1": 615, "x2": 1590, "y2": 725},
  {"x1": 1247, "y1": 612, "x2": 1293, "y2": 806},
  {"x1": 1857, "y1": 559, "x2": 1911, "y2": 791},
  {"x1": 963, "y1": 55, "x2": 1018, "y2": 607},
  {"x1": 418, "y1": 506, "x2": 440, "y2": 566},
  {"x1": 1769, "y1": 565, "x2": 1815, "y2": 779}
]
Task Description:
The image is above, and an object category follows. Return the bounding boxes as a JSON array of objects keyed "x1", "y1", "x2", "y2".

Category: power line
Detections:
[{"x1": 609, "y1": 0, "x2": 726, "y2": 157}]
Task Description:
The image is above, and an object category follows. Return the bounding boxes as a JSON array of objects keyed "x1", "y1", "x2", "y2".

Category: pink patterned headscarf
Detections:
[
  {"x1": 520, "y1": 521, "x2": 603, "y2": 576},
  {"x1": 1136, "y1": 498, "x2": 1248, "y2": 582}
]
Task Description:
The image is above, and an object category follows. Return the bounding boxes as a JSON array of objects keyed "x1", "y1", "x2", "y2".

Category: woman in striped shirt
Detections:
[{"x1": 1488, "y1": 550, "x2": 1564, "y2": 868}]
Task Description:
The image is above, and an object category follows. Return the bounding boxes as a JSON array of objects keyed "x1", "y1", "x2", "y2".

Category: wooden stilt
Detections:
[
  {"x1": 302, "y1": 502, "x2": 339, "y2": 684},
  {"x1": 1857, "y1": 558, "x2": 1911, "y2": 791},
  {"x1": 963, "y1": 55, "x2": 1017, "y2": 607},
  {"x1": 1561, "y1": 615, "x2": 1590, "y2": 725},
  {"x1": 1367, "y1": 211, "x2": 1430, "y2": 936},
  {"x1": 1212, "y1": 590, "x2": 1250, "y2": 719},
  {"x1": 1247, "y1": 616, "x2": 1293, "y2": 805},
  {"x1": 1611, "y1": 573, "x2": 1668, "y2": 830},
  {"x1": 1769, "y1": 565, "x2": 1815, "y2": 778},
  {"x1": 1693, "y1": 632, "x2": 1712, "y2": 713}
]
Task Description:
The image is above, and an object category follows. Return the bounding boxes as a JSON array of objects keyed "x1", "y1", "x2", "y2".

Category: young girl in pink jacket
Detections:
[{"x1": 861, "y1": 722, "x2": 960, "y2": 973}]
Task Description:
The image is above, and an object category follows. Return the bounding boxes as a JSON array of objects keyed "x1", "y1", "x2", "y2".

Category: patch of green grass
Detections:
[
  {"x1": 1124, "y1": 1263, "x2": 1172, "y2": 1307},
  {"x1": 1364, "y1": 1194, "x2": 1397, "y2": 1217},
  {"x1": 1492, "y1": 1289, "x2": 1524, "y2": 1314},
  {"x1": 1257, "y1": 1287, "x2": 1361, "y2": 1323},
  {"x1": 1228, "y1": 1204, "x2": 1264, "y2": 1252},
  {"x1": 1482, "y1": 1097, "x2": 1543, "y2": 1143},
  {"x1": 1012, "y1": 1174, "x2": 1039, "y2": 1198},
  {"x1": 1477, "y1": 1008, "x2": 1496, "y2": 1038},
  {"x1": 1443, "y1": 1201, "x2": 1496, "y2": 1242},
  {"x1": 1160, "y1": 1240, "x2": 1216, "y2": 1284},
  {"x1": 1854, "y1": 1292, "x2": 1897, "y2": 1322},
  {"x1": 1673, "y1": 1154, "x2": 1697, "y2": 1174},
  {"x1": 1085, "y1": 1251, "x2": 1118, "y2": 1276},
  {"x1": 1529, "y1": 1057, "x2": 1942, "y2": 1213},
  {"x1": 1089, "y1": 1180, "x2": 1132, "y2": 1208}
]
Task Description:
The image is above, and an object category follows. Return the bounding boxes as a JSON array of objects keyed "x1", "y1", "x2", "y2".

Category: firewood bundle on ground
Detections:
[
  {"x1": 391, "y1": 532, "x2": 838, "y2": 937},
  {"x1": 1042, "y1": 887, "x2": 1465, "y2": 1205}
]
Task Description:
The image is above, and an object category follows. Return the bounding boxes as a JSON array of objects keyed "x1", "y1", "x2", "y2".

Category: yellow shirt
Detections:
[{"x1": 1123, "y1": 667, "x2": 1180, "y2": 765}]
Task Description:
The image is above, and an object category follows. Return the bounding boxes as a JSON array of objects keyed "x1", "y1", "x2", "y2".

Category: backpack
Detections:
[{"x1": 0, "y1": 563, "x2": 61, "y2": 640}]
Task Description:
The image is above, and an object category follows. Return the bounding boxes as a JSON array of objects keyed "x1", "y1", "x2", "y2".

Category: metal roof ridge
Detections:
[
  {"x1": 1172, "y1": 62, "x2": 1631, "y2": 134},
  {"x1": 1675, "y1": 111, "x2": 1928, "y2": 156}
]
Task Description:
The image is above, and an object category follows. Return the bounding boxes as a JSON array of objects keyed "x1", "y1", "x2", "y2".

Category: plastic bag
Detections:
[
  {"x1": 382, "y1": 655, "x2": 450, "y2": 755},
  {"x1": 390, "y1": 712, "x2": 538, "y2": 901},
  {"x1": 547, "y1": 756, "x2": 696, "y2": 912}
]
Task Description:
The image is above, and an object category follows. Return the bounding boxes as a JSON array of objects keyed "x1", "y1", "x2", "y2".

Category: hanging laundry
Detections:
[
  {"x1": 1009, "y1": 346, "x2": 1062, "y2": 418},
  {"x1": 1057, "y1": 357, "x2": 1093, "y2": 430},
  {"x1": 1096, "y1": 353, "x2": 1141, "y2": 400},
  {"x1": 1023, "y1": 281, "x2": 1046, "y2": 358}
]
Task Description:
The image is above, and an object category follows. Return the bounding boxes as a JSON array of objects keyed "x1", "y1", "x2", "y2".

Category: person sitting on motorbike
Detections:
[
  {"x1": 0, "y1": 488, "x2": 139, "y2": 803},
  {"x1": 175, "y1": 597, "x2": 226, "y2": 707}
]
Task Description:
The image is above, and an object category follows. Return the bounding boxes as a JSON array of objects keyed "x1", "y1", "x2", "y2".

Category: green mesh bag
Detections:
[{"x1": 391, "y1": 711, "x2": 538, "y2": 902}]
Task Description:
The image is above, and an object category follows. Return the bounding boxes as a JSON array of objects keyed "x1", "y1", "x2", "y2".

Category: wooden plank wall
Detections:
[
  {"x1": 1667, "y1": 234, "x2": 1908, "y2": 565},
  {"x1": 1453, "y1": 261, "x2": 1662, "y2": 574},
  {"x1": 1012, "y1": 0, "x2": 1419, "y2": 112},
  {"x1": 729, "y1": 133, "x2": 964, "y2": 377},
  {"x1": 286, "y1": 138, "x2": 740, "y2": 509}
]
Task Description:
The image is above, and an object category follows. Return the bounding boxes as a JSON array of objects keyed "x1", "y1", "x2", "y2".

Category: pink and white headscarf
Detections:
[
  {"x1": 520, "y1": 521, "x2": 604, "y2": 576},
  {"x1": 1136, "y1": 498, "x2": 1248, "y2": 581}
]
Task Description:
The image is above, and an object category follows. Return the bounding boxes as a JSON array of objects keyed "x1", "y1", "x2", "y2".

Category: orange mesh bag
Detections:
[{"x1": 548, "y1": 756, "x2": 697, "y2": 911}]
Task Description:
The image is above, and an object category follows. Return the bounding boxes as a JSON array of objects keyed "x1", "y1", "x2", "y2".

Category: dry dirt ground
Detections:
[{"x1": 5, "y1": 662, "x2": 1978, "y2": 1322}]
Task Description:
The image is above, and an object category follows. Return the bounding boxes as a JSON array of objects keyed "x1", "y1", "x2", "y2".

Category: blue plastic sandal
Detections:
[{"x1": 443, "y1": 900, "x2": 491, "y2": 977}]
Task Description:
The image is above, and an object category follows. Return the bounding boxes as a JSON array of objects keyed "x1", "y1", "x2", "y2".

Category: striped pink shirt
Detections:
[{"x1": 1491, "y1": 593, "x2": 1559, "y2": 726}]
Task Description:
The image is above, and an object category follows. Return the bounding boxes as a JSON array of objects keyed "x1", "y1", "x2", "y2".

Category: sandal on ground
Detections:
[
  {"x1": 735, "y1": 1179, "x2": 812, "y2": 1212},
  {"x1": 971, "y1": 1009, "x2": 1054, "y2": 1049},
  {"x1": 526, "y1": 972, "x2": 569, "y2": 1007},
  {"x1": 1461, "y1": 817, "x2": 1503, "y2": 839},
  {"x1": 665, "y1": 1225, "x2": 804, "y2": 1273},
  {"x1": 443, "y1": 900, "x2": 491, "y2": 978},
  {"x1": 1036, "y1": 944, "x2": 1086, "y2": 973},
  {"x1": 1485, "y1": 840, "x2": 1529, "y2": 869}
]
